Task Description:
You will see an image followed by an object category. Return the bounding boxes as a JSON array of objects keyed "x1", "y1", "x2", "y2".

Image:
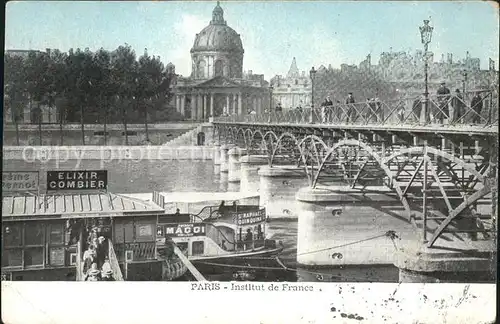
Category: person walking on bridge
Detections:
[
  {"x1": 321, "y1": 96, "x2": 333, "y2": 123},
  {"x1": 436, "y1": 81, "x2": 451, "y2": 124},
  {"x1": 451, "y1": 89, "x2": 465, "y2": 123},
  {"x1": 470, "y1": 92, "x2": 483, "y2": 124},
  {"x1": 345, "y1": 93, "x2": 356, "y2": 123}
]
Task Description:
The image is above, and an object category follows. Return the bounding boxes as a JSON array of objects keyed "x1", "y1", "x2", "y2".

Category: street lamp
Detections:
[
  {"x1": 419, "y1": 19, "x2": 433, "y2": 125},
  {"x1": 309, "y1": 67, "x2": 316, "y2": 123},
  {"x1": 269, "y1": 85, "x2": 274, "y2": 112},
  {"x1": 462, "y1": 70, "x2": 468, "y2": 95}
]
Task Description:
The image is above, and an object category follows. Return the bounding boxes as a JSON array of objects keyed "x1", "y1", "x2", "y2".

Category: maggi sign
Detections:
[{"x1": 2, "y1": 171, "x2": 39, "y2": 192}]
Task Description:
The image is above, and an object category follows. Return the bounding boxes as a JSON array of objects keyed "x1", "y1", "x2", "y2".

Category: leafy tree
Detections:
[
  {"x1": 93, "y1": 48, "x2": 113, "y2": 144},
  {"x1": 110, "y1": 44, "x2": 137, "y2": 145},
  {"x1": 25, "y1": 51, "x2": 51, "y2": 144},
  {"x1": 4, "y1": 54, "x2": 27, "y2": 145}
]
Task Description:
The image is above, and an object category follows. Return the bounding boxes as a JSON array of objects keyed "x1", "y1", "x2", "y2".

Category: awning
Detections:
[{"x1": 2, "y1": 192, "x2": 165, "y2": 221}]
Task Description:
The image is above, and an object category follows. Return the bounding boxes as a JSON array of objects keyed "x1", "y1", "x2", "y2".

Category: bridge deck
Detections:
[{"x1": 214, "y1": 121, "x2": 498, "y2": 136}]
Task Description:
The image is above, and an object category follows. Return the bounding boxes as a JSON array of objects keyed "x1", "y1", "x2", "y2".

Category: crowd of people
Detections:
[
  {"x1": 264, "y1": 83, "x2": 488, "y2": 125},
  {"x1": 82, "y1": 222, "x2": 115, "y2": 281}
]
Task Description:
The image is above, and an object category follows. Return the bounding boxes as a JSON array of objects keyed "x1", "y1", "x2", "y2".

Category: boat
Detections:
[
  {"x1": 1, "y1": 191, "x2": 187, "y2": 281},
  {"x1": 151, "y1": 191, "x2": 285, "y2": 275}
]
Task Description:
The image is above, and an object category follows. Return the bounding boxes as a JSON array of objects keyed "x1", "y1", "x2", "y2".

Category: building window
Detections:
[
  {"x1": 295, "y1": 80, "x2": 298, "y2": 85},
  {"x1": 2, "y1": 221, "x2": 71, "y2": 270},
  {"x1": 197, "y1": 60, "x2": 206, "y2": 79},
  {"x1": 214, "y1": 60, "x2": 223, "y2": 77},
  {"x1": 24, "y1": 223, "x2": 43, "y2": 246},
  {"x1": 49, "y1": 223, "x2": 65, "y2": 245},
  {"x1": 2, "y1": 249, "x2": 22, "y2": 267},
  {"x1": 192, "y1": 241, "x2": 204, "y2": 256},
  {"x1": 24, "y1": 247, "x2": 43, "y2": 266},
  {"x1": 3, "y1": 224, "x2": 22, "y2": 247}
]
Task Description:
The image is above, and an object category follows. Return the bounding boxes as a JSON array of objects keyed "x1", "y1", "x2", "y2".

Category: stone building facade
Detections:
[
  {"x1": 357, "y1": 50, "x2": 498, "y2": 94},
  {"x1": 173, "y1": 2, "x2": 269, "y2": 120},
  {"x1": 269, "y1": 58, "x2": 312, "y2": 110}
]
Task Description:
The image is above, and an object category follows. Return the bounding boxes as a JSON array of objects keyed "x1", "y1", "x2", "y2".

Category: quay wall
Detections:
[
  {"x1": 3, "y1": 123, "x2": 201, "y2": 146},
  {"x1": 2, "y1": 145, "x2": 215, "y2": 161}
]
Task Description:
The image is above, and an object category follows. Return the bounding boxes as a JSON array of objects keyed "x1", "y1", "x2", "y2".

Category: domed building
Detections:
[{"x1": 174, "y1": 2, "x2": 269, "y2": 120}]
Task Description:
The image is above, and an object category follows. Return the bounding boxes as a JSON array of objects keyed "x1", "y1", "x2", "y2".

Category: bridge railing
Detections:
[{"x1": 215, "y1": 90, "x2": 498, "y2": 129}]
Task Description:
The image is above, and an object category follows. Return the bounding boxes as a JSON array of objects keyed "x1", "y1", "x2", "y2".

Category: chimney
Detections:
[
  {"x1": 248, "y1": 70, "x2": 252, "y2": 75},
  {"x1": 447, "y1": 53, "x2": 453, "y2": 64}
]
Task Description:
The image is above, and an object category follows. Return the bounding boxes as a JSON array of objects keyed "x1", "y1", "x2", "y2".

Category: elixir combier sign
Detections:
[{"x1": 47, "y1": 170, "x2": 107, "y2": 191}]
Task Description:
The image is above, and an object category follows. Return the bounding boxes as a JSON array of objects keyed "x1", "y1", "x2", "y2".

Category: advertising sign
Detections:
[
  {"x1": 158, "y1": 223, "x2": 206, "y2": 238},
  {"x1": 234, "y1": 209, "x2": 266, "y2": 226},
  {"x1": 46, "y1": 170, "x2": 107, "y2": 191},
  {"x1": 2, "y1": 171, "x2": 39, "y2": 193}
]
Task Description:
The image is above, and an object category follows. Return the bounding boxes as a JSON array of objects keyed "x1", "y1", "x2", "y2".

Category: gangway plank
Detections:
[
  {"x1": 173, "y1": 245, "x2": 206, "y2": 281},
  {"x1": 108, "y1": 240, "x2": 124, "y2": 281}
]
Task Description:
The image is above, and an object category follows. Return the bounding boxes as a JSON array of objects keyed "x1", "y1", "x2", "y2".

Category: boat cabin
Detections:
[
  {"x1": 1, "y1": 192, "x2": 165, "y2": 281},
  {"x1": 152, "y1": 191, "x2": 273, "y2": 260}
]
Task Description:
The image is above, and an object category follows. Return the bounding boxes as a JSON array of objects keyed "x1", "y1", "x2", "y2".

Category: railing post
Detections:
[{"x1": 422, "y1": 141, "x2": 428, "y2": 242}]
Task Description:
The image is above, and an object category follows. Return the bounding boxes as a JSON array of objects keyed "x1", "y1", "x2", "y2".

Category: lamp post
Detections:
[
  {"x1": 269, "y1": 85, "x2": 273, "y2": 112},
  {"x1": 419, "y1": 20, "x2": 433, "y2": 125},
  {"x1": 309, "y1": 67, "x2": 316, "y2": 123},
  {"x1": 461, "y1": 70, "x2": 468, "y2": 96},
  {"x1": 268, "y1": 85, "x2": 273, "y2": 123}
]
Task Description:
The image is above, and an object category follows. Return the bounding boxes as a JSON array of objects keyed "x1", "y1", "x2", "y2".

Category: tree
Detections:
[
  {"x1": 137, "y1": 49, "x2": 168, "y2": 142},
  {"x1": 4, "y1": 54, "x2": 27, "y2": 145},
  {"x1": 93, "y1": 48, "x2": 112, "y2": 145},
  {"x1": 25, "y1": 51, "x2": 51, "y2": 145},
  {"x1": 47, "y1": 49, "x2": 68, "y2": 144},
  {"x1": 111, "y1": 44, "x2": 137, "y2": 145}
]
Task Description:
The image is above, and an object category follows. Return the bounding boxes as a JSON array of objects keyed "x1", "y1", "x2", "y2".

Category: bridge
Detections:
[{"x1": 210, "y1": 90, "x2": 498, "y2": 283}]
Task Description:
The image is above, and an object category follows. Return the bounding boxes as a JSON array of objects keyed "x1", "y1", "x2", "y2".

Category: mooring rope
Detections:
[
  {"x1": 223, "y1": 230, "x2": 400, "y2": 260},
  {"x1": 296, "y1": 231, "x2": 399, "y2": 256},
  {"x1": 192, "y1": 231, "x2": 401, "y2": 282}
]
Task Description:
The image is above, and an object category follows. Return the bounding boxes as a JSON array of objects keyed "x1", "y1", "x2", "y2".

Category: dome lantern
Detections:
[{"x1": 211, "y1": 1, "x2": 226, "y2": 25}]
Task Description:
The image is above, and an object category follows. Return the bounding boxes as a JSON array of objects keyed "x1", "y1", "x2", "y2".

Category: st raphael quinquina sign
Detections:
[{"x1": 46, "y1": 170, "x2": 108, "y2": 191}]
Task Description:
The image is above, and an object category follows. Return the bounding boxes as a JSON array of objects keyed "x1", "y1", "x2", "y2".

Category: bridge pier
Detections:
[
  {"x1": 213, "y1": 144, "x2": 221, "y2": 165},
  {"x1": 219, "y1": 145, "x2": 232, "y2": 173},
  {"x1": 295, "y1": 186, "x2": 416, "y2": 267},
  {"x1": 258, "y1": 165, "x2": 308, "y2": 219},
  {"x1": 240, "y1": 155, "x2": 268, "y2": 193},
  {"x1": 394, "y1": 244, "x2": 496, "y2": 283},
  {"x1": 228, "y1": 148, "x2": 246, "y2": 183}
]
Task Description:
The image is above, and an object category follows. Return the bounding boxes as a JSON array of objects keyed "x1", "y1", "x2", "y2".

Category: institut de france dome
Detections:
[{"x1": 173, "y1": 2, "x2": 270, "y2": 120}]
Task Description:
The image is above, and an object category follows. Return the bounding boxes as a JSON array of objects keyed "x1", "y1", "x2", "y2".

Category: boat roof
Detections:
[
  {"x1": 2, "y1": 192, "x2": 164, "y2": 221},
  {"x1": 156, "y1": 191, "x2": 260, "y2": 204}
]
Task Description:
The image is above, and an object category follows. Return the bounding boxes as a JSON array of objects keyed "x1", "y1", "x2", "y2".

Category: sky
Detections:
[{"x1": 4, "y1": 1, "x2": 499, "y2": 78}]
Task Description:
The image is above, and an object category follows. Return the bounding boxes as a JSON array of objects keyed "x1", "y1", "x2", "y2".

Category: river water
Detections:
[{"x1": 2, "y1": 158, "x2": 399, "y2": 282}]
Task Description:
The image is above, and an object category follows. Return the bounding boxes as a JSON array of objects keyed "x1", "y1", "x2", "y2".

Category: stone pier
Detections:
[
  {"x1": 240, "y1": 155, "x2": 269, "y2": 193},
  {"x1": 393, "y1": 231, "x2": 496, "y2": 283},
  {"x1": 295, "y1": 186, "x2": 416, "y2": 266},
  {"x1": 219, "y1": 145, "x2": 232, "y2": 173},
  {"x1": 228, "y1": 148, "x2": 246, "y2": 183},
  {"x1": 258, "y1": 165, "x2": 308, "y2": 219},
  {"x1": 213, "y1": 144, "x2": 221, "y2": 165},
  {"x1": 395, "y1": 251, "x2": 496, "y2": 283}
]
